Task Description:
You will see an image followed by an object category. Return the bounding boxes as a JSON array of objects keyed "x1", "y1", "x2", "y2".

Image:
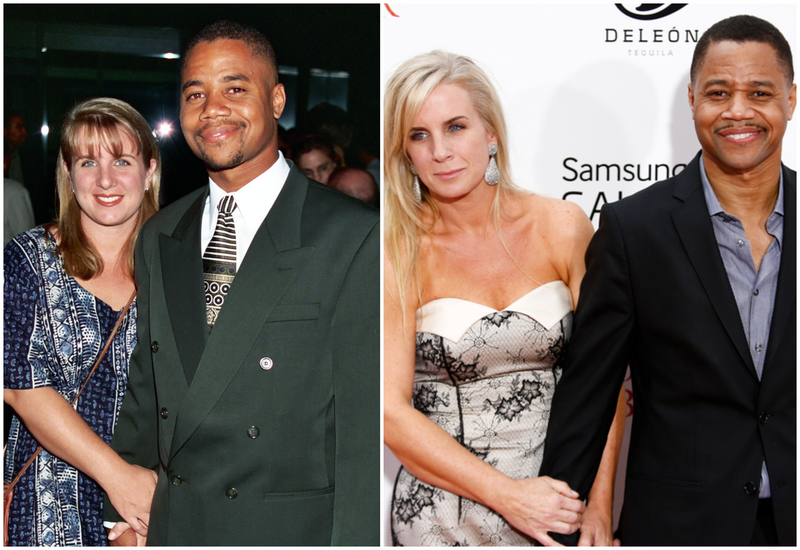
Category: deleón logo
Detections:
[
  {"x1": 606, "y1": 4, "x2": 697, "y2": 56},
  {"x1": 615, "y1": 4, "x2": 687, "y2": 20}
]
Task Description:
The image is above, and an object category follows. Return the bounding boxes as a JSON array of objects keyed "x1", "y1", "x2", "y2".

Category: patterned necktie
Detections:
[{"x1": 203, "y1": 195, "x2": 237, "y2": 328}]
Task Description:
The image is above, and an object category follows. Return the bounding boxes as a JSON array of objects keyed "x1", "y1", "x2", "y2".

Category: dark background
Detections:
[{"x1": 4, "y1": 4, "x2": 379, "y2": 222}]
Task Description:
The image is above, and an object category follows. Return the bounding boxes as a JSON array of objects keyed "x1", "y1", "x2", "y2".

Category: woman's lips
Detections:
[
  {"x1": 435, "y1": 168, "x2": 464, "y2": 180},
  {"x1": 94, "y1": 195, "x2": 123, "y2": 207}
]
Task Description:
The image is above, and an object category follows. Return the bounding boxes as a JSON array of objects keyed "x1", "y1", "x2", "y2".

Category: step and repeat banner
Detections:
[{"x1": 381, "y1": 3, "x2": 796, "y2": 544}]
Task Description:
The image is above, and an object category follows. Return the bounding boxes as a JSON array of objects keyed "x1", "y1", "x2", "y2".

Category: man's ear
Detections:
[
  {"x1": 687, "y1": 83, "x2": 696, "y2": 120},
  {"x1": 272, "y1": 83, "x2": 286, "y2": 120}
]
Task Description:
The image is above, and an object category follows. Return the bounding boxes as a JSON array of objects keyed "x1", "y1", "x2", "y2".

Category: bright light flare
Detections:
[
  {"x1": 41, "y1": 125, "x2": 50, "y2": 136},
  {"x1": 157, "y1": 122, "x2": 173, "y2": 138}
]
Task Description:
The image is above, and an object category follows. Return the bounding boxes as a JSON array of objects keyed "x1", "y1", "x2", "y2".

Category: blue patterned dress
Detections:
[{"x1": 3, "y1": 227, "x2": 137, "y2": 546}]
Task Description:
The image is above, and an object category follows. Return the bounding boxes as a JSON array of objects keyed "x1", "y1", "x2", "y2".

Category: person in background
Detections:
[
  {"x1": 3, "y1": 178, "x2": 35, "y2": 247},
  {"x1": 4, "y1": 112, "x2": 27, "y2": 184},
  {"x1": 292, "y1": 132, "x2": 343, "y2": 185},
  {"x1": 328, "y1": 167, "x2": 378, "y2": 207},
  {"x1": 305, "y1": 102, "x2": 354, "y2": 166}
]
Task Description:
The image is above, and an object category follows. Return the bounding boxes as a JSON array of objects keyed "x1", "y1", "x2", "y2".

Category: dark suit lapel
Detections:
[
  {"x1": 670, "y1": 154, "x2": 757, "y2": 379},
  {"x1": 159, "y1": 191, "x2": 209, "y2": 386},
  {"x1": 764, "y1": 166, "x2": 796, "y2": 369},
  {"x1": 169, "y1": 166, "x2": 315, "y2": 459}
]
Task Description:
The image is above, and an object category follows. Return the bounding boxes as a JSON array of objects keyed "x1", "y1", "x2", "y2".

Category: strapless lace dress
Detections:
[{"x1": 390, "y1": 280, "x2": 574, "y2": 546}]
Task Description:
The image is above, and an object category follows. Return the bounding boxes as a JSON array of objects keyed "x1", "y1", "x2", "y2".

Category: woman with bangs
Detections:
[
  {"x1": 383, "y1": 51, "x2": 626, "y2": 546},
  {"x1": 4, "y1": 98, "x2": 160, "y2": 546}
]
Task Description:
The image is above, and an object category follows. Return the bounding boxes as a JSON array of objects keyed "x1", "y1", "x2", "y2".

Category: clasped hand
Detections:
[
  {"x1": 105, "y1": 464, "x2": 157, "y2": 545},
  {"x1": 494, "y1": 476, "x2": 585, "y2": 547}
]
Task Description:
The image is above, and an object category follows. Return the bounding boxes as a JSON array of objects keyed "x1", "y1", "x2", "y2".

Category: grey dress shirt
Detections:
[{"x1": 700, "y1": 155, "x2": 783, "y2": 499}]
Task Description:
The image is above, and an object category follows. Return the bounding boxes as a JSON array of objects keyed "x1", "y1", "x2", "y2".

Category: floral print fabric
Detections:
[
  {"x1": 391, "y1": 293, "x2": 572, "y2": 546},
  {"x1": 4, "y1": 227, "x2": 136, "y2": 546}
]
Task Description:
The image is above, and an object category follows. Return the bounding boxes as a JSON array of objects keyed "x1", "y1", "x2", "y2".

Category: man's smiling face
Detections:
[{"x1": 180, "y1": 39, "x2": 286, "y2": 188}]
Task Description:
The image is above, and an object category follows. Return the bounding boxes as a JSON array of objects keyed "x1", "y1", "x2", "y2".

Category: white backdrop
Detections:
[{"x1": 381, "y1": 3, "x2": 797, "y2": 545}]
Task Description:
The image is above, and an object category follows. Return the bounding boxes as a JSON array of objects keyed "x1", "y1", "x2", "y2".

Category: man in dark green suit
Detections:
[{"x1": 104, "y1": 20, "x2": 379, "y2": 545}]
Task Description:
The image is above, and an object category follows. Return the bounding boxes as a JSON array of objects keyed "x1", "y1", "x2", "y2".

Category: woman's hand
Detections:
[
  {"x1": 577, "y1": 386, "x2": 627, "y2": 546},
  {"x1": 577, "y1": 498, "x2": 615, "y2": 546},
  {"x1": 492, "y1": 476, "x2": 584, "y2": 546},
  {"x1": 4, "y1": 388, "x2": 157, "y2": 536},
  {"x1": 103, "y1": 464, "x2": 157, "y2": 537}
]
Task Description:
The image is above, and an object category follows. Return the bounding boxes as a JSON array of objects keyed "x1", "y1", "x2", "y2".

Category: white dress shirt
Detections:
[{"x1": 202, "y1": 151, "x2": 291, "y2": 267}]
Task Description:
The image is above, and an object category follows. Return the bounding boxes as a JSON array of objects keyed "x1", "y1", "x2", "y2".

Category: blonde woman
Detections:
[
  {"x1": 384, "y1": 51, "x2": 626, "y2": 546},
  {"x1": 4, "y1": 98, "x2": 161, "y2": 545}
]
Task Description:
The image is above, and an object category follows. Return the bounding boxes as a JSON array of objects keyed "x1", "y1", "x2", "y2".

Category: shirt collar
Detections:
[
  {"x1": 700, "y1": 153, "x2": 784, "y2": 220},
  {"x1": 207, "y1": 151, "x2": 291, "y2": 231}
]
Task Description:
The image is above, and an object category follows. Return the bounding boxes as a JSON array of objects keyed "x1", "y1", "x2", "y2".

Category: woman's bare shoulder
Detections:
[{"x1": 516, "y1": 194, "x2": 590, "y2": 233}]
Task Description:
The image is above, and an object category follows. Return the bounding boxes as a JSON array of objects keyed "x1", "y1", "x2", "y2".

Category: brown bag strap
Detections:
[{"x1": 4, "y1": 290, "x2": 137, "y2": 498}]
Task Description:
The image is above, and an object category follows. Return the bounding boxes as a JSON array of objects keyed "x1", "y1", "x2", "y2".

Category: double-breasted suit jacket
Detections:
[
  {"x1": 106, "y1": 165, "x2": 379, "y2": 545},
  {"x1": 540, "y1": 153, "x2": 795, "y2": 545}
]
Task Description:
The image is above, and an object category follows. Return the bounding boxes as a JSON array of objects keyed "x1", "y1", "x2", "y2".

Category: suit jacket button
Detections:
[
  {"x1": 744, "y1": 482, "x2": 757, "y2": 495},
  {"x1": 259, "y1": 357, "x2": 273, "y2": 370},
  {"x1": 151, "y1": 341, "x2": 159, "y2": 353},
  {"x1": 759, "y1": 411, "x2": 770, "y2": 424},
  {"x1": 247, "y1": 426, "x2": 260, "y2": 439},
  {"x1": 160, "y1": 407, "x2": 169, "y2": 420},
  {"x1": 170, "y1": 475, "x2": 182, "y2": 486},
  {"x1": 226, "y1": 487, "x2": 238, "y2": 499}
]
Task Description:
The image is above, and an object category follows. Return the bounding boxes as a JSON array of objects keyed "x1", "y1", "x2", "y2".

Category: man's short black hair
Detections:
[
  {"x1": 182, "y1": 20, "x2": 277, "y2": 78},
  {"x1": 691, "y1": 14, "x2": 794, "y2": 85}
]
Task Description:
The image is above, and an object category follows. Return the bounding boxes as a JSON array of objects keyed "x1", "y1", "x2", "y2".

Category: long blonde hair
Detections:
[
  {"x1": 55, "y1": 97, "x2": 161, "y2": 279},
  {"x1": 384, "y1": 50, "x2": 523, "y2": 309}
]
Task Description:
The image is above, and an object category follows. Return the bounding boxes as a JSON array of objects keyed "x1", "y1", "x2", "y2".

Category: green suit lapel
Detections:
[
  {"x1": 169, "y1": 166, "x2": 315, "y2": 460},
  {"x1": 159, "y1": 190, "x2": 209, "y2": 387}
]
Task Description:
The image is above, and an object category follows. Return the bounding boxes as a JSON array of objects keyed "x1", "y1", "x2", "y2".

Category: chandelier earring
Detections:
[
  {"x1": 485, "y1": 144, "x2": 499, "y2": 185},
  {"x1": 410, "y1": 165, "x2": 422, "y2": 202}
]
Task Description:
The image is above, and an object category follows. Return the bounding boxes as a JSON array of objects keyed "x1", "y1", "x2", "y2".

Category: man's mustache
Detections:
[
  {"x1": 713, "y1": 123, "x2": 767, "y2": 134},
  {"x1": 194, "y1": 120, "x2": 247, "y2": 138}
]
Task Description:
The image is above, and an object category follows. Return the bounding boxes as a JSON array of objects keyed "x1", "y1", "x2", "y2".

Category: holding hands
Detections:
[
  {"x1": 107, "y1": 523, "x2": 146, "y2": 547},
  {"x1": 105, "y1": 463, "x2": 157, "y2": 545}
]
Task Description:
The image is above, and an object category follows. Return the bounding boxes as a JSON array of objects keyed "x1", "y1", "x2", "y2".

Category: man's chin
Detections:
[{"x1": 201, "y1": 152, "x2": 245, "y2": 172}]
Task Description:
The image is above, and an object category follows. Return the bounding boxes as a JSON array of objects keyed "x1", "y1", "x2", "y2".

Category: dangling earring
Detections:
[
  {"x1": 410, "y1": 165, "x2": 422, "y2": 202},
  {"x1": 485, "y1": 144, "x2": 499, "y2": 186}
]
